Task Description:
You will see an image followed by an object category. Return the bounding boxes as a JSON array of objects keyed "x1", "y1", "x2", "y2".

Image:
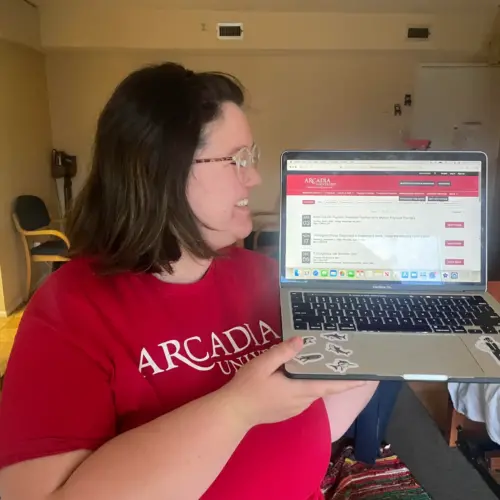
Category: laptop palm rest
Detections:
[{"x1": 284, "y1": 333, "x2": 483, "y2": 380}]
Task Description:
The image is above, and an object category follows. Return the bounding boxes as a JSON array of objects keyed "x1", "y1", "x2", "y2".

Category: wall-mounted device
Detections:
[{"x1": 51, "y1": 149, "x2": 77, "y2": 215}]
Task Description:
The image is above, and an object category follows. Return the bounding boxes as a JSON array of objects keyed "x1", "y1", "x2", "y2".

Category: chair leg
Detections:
[
  {"x1": 446, "y1": 395, "x2": 467, "y2": 447},
  {"x1": 25, "y1": 257, "x2": 32, "y2": 301}
]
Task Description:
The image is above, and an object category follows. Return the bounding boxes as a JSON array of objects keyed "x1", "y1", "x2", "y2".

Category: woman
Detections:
[{"x1": 0, "y1": 63, "x2": 377, "y2": 499}]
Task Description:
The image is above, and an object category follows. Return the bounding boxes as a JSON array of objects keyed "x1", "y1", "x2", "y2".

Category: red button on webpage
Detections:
[
  {"x1": 445, "y1": 240, "x2": 465, "y2": 247},
  {"x1": 302, "y1": 200, "x2": 315, "y2": 204},
  {"x1": 445, "y1": 222, "x2": 465, "y2": 228},
  {"x1": 445, "y1": 259, "x2": 464, "y2": 265}
]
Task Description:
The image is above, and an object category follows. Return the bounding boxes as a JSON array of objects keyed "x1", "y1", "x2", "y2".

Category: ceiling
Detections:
[{"x1": 30, "y1": 0, "x2": 500, "y2": 13}]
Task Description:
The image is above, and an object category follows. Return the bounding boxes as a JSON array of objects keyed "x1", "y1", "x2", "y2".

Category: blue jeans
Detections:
[{"x1": 344, "y1": 380, "x2": 403, "y2": 464}]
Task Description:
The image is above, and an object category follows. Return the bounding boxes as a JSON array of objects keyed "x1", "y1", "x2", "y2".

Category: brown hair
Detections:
[{"x1": 67, "y1": 62, "x2": 245, "y2": 274}]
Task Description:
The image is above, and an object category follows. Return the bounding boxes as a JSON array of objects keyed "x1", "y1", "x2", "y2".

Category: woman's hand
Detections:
[{"x1": 221, "y1": 337, "x2": 366, "y2": 428}]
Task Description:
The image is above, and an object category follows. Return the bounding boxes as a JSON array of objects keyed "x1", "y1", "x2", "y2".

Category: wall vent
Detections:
[
  {"x1": 407, "y1": 26, "x2": 431, "y2": 40},
  {"x1": 217, "y1": 23, "x2": 244, "y2": 40}
]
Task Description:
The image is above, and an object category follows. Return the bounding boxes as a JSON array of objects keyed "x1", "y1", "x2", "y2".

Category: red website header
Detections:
[{"x1": 286, "y1": 174, "x2": 479, "y2": 198}]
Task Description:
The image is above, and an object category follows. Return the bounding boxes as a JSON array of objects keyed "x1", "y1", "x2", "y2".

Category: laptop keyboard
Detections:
[{"x1": 291, "y1": 292, "x2": 500, "y2": 334}]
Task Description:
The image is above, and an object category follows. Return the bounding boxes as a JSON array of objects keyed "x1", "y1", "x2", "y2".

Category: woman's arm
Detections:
[
  {"x1": 324, "y1": 381, "x2": 379, "y2": 442},
  {"x1": 0, "y1": 388, "x2": 248, "y2": 500}
]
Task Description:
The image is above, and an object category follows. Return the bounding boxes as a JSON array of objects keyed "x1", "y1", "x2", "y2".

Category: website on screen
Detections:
[{"x1": 284, "y1": 160, "x2": 482, "y2": 283}]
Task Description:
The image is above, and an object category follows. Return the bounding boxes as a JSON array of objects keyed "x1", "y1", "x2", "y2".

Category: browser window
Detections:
[{"x1": 284, "y1": 160, "x2": 482, "y2": 283}]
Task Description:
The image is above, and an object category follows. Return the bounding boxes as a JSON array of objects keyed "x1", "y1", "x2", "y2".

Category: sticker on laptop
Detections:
[
  {"x1": 302, "y1": 336, "x2": 317, "y2": 347},
  {"x1": 321, "y1": 332, "x2": 348, "y2": 342},
  {"x1": 326, "y1": 343, "x2": 353, "y2": 357},
  {"x1": 475, "y1": 336, "x2": 500, "y2": 365},
  {"x1": 326, "y1": 358, "x2": 359, "y2": 374},
  {"x1": 294, "y1": 353, "x2": 324, "y2": 365}
]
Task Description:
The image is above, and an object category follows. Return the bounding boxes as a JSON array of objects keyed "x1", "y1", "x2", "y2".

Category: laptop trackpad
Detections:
[
  {"x1": 287, "y1": 333, "x2": 484, "y2": 380},
  {"x1": 341, "y1": 334, "x2": 484, "y2": 379}
]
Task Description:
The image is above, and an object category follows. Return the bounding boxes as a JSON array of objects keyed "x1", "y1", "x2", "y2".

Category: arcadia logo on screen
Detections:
[{"x1": 304, "y1": 177, "x2": 334, "y2": 186}]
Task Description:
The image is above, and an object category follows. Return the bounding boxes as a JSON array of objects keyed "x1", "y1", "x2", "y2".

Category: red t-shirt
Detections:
[{"x1": 0, "y1": 247, "x2": 330, "y2": 499}]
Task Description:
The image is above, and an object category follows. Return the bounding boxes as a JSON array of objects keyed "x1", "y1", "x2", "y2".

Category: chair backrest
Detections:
[{"x1": 14, "y1": 195, "x2": 51, "y2": 231}]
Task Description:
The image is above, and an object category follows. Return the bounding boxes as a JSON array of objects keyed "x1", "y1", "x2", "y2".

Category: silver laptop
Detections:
[{"x1": 280, "y1": 150, "x2": 500, "y2": 382}]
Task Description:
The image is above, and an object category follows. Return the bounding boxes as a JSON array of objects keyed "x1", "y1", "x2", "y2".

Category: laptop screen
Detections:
[{"x1": 283, "y1": 155, "x2": 484, "y2": 286}]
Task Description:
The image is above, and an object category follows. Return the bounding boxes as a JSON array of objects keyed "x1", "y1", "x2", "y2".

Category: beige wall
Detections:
[
  {"x1": 40, "y1": 2, "x2": 496, "y2": 214},
  {"x1": 38, "y1": 4, "x2": 494, "y2": 53},
  {"x1": 0, "y1": 0, "x2": 40, "y2": 50},
  {"x1": 46, "y1": 48, "x2": 478, "y2": 212},
  {"x1": 0, "y1": 40, "x2": 57, "y2": 315}
]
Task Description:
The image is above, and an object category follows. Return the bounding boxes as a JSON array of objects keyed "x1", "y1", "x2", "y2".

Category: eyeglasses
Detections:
[{"x1": 194, "y1": 144, "x2": 260, "y2": 181}]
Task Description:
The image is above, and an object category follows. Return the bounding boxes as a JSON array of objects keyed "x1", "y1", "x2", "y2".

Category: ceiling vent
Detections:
[
  {"x1": 217, "y1": 23, "x2": 244, "y2": 40},
  {"x1": 407, "y1": 26, "x2": 431, "y2": 40}
]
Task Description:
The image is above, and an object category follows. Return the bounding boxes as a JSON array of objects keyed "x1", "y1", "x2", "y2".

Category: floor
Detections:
[
  {"x1": 388, "y1": 383, "x2": 497, "y2": 499},
  {"x1": 0, "y1": 308, "x2": 24, "y2": 377},
  {"x1": 409, "y1": 381, "x2": 452, "y2": 433}
]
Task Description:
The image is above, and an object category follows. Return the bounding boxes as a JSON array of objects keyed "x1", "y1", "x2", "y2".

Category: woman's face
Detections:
[{"x1": 187, "y1": 102, "x2": 262, "y2": 250}]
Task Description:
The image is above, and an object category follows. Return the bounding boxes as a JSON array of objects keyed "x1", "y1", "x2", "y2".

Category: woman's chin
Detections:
[
  {"x1": 203, "y1": 216, "x2": 254, "y2": 250},
  {"x1": 235, "y1": 218, "x2": 254, "y2": 240}
]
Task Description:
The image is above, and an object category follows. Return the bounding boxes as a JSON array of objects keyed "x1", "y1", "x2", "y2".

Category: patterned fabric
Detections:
[{"x1": 321, "y1": 445, "x2": 431, "y2": 500}]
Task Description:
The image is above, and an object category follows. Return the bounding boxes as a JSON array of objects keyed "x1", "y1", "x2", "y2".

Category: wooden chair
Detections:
[
  {"x1": 446, "y1": 394, "x2": 488, "y2": 447},
  {"x1": 13, "y1": 195, "x2": 70, "y2": 299}
]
